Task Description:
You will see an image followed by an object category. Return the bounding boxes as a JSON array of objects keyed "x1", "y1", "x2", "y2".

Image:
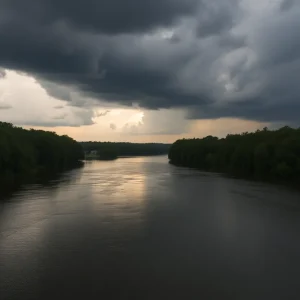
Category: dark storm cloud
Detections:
[
  {"x1": 1, "y1": 0, "x2": 197, "y2": 34},
  {"x1": 280, "y1": 0, "x2": 295, "y2": 11},
  {"x1": 0, "y1": 0, "x2": 300, "y2": 124},
  {"x1": 188, "y1": 97, "x2": 300, "y2": 123},
  {"x1": 196, "y1": 0, "x2": 239, "y2": 37}
]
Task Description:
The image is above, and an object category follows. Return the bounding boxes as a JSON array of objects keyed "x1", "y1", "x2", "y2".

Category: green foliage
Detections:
[
  {"x1": 81, "y1": 142, "x2": 170, "y2": 159},
  {"x1": 275, "y1": 162, "x2": 292, "y2": 179},
  {"x1": 0, "y1": 122, "x2": 84, "y2": 181},
  {"x1": 168, "y1": 126, "x2": 300, "y2": 183},
  {"x1": 97, "y1": 144, "x2": 118, "y2": 160}
]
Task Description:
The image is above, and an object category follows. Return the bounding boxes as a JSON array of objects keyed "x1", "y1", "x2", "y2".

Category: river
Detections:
[{"x1": 1, "y1": 156, "x2": 300, "y2": 299}]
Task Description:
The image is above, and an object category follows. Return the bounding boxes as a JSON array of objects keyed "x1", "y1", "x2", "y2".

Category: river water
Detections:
[{"x1": 1, "y1": 156, "x2": 300, "y2": 299}]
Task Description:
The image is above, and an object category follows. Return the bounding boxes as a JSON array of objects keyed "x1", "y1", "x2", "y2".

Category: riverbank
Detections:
[
  {"x1": 0, "y1": 161, "x2": 84, "y2": 200},
  {"x1": 0, "y1": 122, "x2": 84, "y2": 197},
  {"x1": 169, "y1": 160, "x2": 300, "y2": 191},
  {"x1": 81, "y1": 142, "x2": 170, "y2": 158},
  {"x1": 168, "y1": 126, "x2": 300, "y2": 187}
]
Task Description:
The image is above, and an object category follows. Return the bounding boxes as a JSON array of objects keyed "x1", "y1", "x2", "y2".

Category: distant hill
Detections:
[{"x1": 81, "y1": 142, "x2": 171, "y2": 159}]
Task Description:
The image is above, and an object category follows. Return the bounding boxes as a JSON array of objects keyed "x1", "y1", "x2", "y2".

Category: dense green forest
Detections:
[
  {"x1": 0, "y1": 122, "x2": 84, "y2": 187},
  {"x1": 169, "y1": 126, "x2": 300, "y2": 183},
  {"x1": 81, "y1": 142, "x2": 170, "y2": 159}
]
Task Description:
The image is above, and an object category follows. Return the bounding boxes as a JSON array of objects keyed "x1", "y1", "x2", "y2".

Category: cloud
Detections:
[
  {"x1": 53, "y1": 105, "x2": 64, "y2": 109},
  {"x1": 96, "y1": 110, "x2": 110, "y2": 117},
  {"x1": 1, "y1": 0, "x2": 197, "y2": 35},
  {"x1": 0, "y1": 0, "x2": 300, "y2": 124},
  {"x1": 0, "y1": 70, "x2": 95, "y2": 127},
  {"x1": 20, "y1": 120, "x2": 81, "y2": 127},
  {"x1": 196, "y1": 0, "x2": 239, "y2": 37},
  {"x1": 52, "y1": 113, "x2": 68, "y2": 120},
  {"x1": 0, "y1": 102, "x2": 12, "y2": 109},
  {"x1": 119, "y1": 109, "x2": 189, "y2": 136},
  {"x1": 110, "y1": 123, "x2": 116, "y2": 130},
  {"x1": 280, "y1": 0, "x2": 295, "y2": 11},
  {"x1": 0, "y1": 68, "x2": 6, "y2": 79}
]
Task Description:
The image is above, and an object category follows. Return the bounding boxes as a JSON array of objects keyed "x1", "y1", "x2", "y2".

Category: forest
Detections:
[
  {"x1": 0, "y1": 122, "x2": 84, "y2": 188},
  {"x1": 169, "y1": 126, "x2": 300, "y2": 183},
  {"x1": 81, "y1": 142, "x2": 170, "y2": 160}
]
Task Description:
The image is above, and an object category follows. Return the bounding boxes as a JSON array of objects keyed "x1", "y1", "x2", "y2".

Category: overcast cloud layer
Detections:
[{"x1": 0, "y1": 0, "x2": 300, "y2": 123}]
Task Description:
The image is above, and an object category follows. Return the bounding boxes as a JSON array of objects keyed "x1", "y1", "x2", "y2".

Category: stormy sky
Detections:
[{"x1": 0, "y1": 0, "x2": 299, "y2": 141}]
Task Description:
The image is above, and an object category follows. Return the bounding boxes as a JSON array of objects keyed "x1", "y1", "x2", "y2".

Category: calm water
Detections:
[{"x1": 1, "y1": 156, "x2": 300, "y2": 299}]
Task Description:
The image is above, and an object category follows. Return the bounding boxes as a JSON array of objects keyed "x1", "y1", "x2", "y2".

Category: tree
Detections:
[
  {"x1": 168, "y1": 126, "x2": 300, "y2": 183},
  {"x1": 0, "y1": 122, "x2": 84, "y2": 189}
]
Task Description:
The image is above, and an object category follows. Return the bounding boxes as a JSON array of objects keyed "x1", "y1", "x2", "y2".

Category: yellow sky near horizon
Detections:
[
  {"x1": 1, "y1": 69, "x2": 269, "y2": 143},
  {"x1": 25, "y1": 117, "x2": 269, "y2": 143}
]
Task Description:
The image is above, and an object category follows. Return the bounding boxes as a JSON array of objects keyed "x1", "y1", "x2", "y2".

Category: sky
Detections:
[{"x1": 0, "y1": 0, "x2": 298, "y2": 142}]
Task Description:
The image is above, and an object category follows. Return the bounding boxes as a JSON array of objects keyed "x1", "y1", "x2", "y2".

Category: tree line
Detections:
[
  {"x1": 0, "y1": 122, "x2": 84, "y2": 187},
  {"x1": 81, "y1": 142, "x2": 170, "y2": 159},
  {"x1": 169, "y1": 126, "x2": 300, "y2": 182}
]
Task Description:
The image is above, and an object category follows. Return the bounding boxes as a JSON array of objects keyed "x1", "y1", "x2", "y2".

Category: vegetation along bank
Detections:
[
  {"x1": 81, "y1": 142, "x2": 170, "y2": 160},
  {"x1": 169, "y1": 126, "x2": 300, "y2": 183},
  {"x1": 0, "y1": 122, "x2": 84, "y2": 189}
]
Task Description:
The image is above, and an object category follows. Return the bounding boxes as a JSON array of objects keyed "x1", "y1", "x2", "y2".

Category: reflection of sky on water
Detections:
[
  {"x1": 2, "y1": 156, "x2": 300, "y2": 299},
  {"x1": 83, "y1": 160, "x2": 148, "y2": 233}
]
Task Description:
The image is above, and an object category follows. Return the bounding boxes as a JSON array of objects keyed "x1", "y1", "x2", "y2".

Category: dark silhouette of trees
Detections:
[
  {"x1": 81, "y1": 142, "x2": 170, "y2": 159},
  {"x1": 169, "y1": 126, "x2": 300, "y2": 183},
  {"x1": 0, "y1": 122, "x2": 84, "y2": 187}
]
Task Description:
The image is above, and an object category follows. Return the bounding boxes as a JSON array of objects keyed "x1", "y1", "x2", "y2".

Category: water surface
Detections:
[{"x1": 1, "y1": 156, "x2": 300, "y2": 299}]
